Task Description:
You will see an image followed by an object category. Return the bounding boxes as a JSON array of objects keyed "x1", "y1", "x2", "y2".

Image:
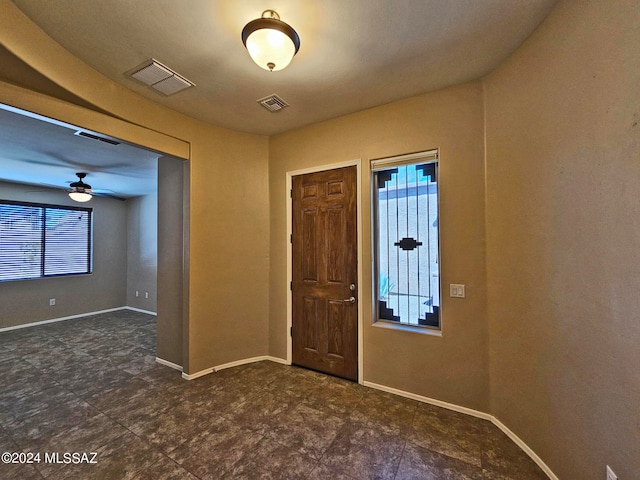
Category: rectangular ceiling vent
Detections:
[
  {"x1": 74, "y1": 130, "x2": 120, "y2": 146},
  {"x1": 127, "y1": 59, "x2": 195, "y2": 96},
  {"x1": 257, "y1": 94, "x2": 289, "y2": 112}
]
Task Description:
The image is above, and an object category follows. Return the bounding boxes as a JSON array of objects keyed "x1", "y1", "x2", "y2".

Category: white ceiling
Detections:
[
  {"x1": 1, "y1": 0, "x2": 558, "y2": 197},
  {"x1": 0, "y1": 106, "x2": 159, "y2": 199},
  {"x1": 10, "y1": 0, "x2": 558, "y2": 136}
]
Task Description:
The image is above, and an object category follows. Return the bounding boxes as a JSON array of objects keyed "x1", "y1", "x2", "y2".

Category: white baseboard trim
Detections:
[
  {"x1": 363, "y1": 381, "x2": 493, "y2": 420},
  {"x1": 181, "y1": 355, "x2": 290, "y2": 381},
  {"x1": 0, "y1": 306, "x2": 158, "y2": 333},
  {"x1": 363, "y1": 381, "x2": 557, "y2": 480},
  {"x1": 265, "y1": 356, "x2": 289, "y2": 365},
  {"x1": 0, "y1": 307, "x2": 127, "y2": 333},
  {"x1": 490, "y1": 416, "x2": 558, "y2": 480},
  {"x1": 215, "y1": 355, "x2": 270, "y2": 371},
  {"x1": 182, "y1": 367, "x2": 215, "y2": 380},
  {"x1": 124, "y1": 306, "x2": 157, "y2": 316},
  {"x1": 155, "y1": 357, "x2": 183, "y2": 371}
]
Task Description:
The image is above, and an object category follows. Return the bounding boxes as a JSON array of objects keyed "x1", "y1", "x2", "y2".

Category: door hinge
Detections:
[
  {"x1": 290, "y1": 234, "x2": 292, "y2": 243},
  {"x1": 290, "y1": 326, "x2": 293, "y2": 337},
  {"x1": 290, "y1": 281, "x2": 293, "y2": 290},
  {"x1": 290, "y1": 189, "x2": 293, "y2": 198}
]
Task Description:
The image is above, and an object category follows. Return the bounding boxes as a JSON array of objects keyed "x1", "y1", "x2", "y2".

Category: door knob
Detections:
[{"x1": 342, "y1": 296, "x2": 356, "y2": 304}]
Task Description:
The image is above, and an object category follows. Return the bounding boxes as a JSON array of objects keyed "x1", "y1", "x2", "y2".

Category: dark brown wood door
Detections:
[{"x1": 292, "y1": 166, "x2": 358, "y2": 381}]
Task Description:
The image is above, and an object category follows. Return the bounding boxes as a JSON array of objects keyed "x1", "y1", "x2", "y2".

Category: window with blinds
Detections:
[
  {"x1": 372, "y1": 150, "x2": 440, "y2": 329},
  {"x1": 0, "y1": 200, "x2": 92, "y2": 282}
]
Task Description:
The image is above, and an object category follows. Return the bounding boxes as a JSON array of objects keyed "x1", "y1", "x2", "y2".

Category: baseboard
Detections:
[
  {"x1": 155, "y1": 357, "x2": 183, "y2": 371},
  {"x1": 265, "y1": 355, "x2": 289, "y2": 365},
  {"x1": 0, "y1": 306, "x2": 128, "y2": 333},
  {"x1": 363, "y1": 381, "x2": 493, "y2": 421},
  {"x1": 125, "y1": 306, "x2": 157, "y2": 316},
  {"x1": 181, "y1": 355, "x2": 289, "y2": 381},
  {"x1": 490, "y1": 416, "x2": 558, "y2": 480},
  {"x1": 363, "y1": 381, "x2": 557, "y2": 480},
  {"x1": 182, "y1": 367, "x2": 215, "y2": 380},
  {"x1": 0, "y1": 306, "x2": 158, "y2": 333}
]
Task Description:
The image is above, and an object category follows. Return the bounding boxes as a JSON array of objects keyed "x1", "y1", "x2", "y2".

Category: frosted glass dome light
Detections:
[
  {"x1": 242, "y1": 10, "x2": 300, "y2": 72},
  {"x1": 69, "y1": 191, "x2": 92, "y2": 202}
]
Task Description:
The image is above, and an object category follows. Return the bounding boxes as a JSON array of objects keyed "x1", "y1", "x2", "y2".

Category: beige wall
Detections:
[
  {"x1": 157, "y1": 157, "x2": 185, "y2": 367},
  {"x1": 484, "y1": 0, "x2": 640, "y2": 478},
  {"x1": 0, "y1": 181, "x2": 127, "y2": 328},
  {"x1": 2, "y1": 1, "x2": 639, "y2": 477},
  {"x1": 186, "y1": 131, "x2": 270, "y2": 373},
  {"x1": 0, "y1": 0, "x2": 271, "y2": 374},
  {"x1": 269, "y1": 82, "x2": 489, "y2": 411},
  {"x1": 126, "y1": 192, "x2": 158, "y2": 312}
]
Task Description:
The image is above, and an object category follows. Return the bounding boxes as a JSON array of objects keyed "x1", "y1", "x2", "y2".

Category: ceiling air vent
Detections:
[
  {"x1": 74, "y1": 130, "x2": 120, "y2": 146},
  {"x1": 127, "y1": 59, "x2": 195, "y2": 96},
  {"x1": 257, "y1": 94, "x2": 289, "y2": 112}
]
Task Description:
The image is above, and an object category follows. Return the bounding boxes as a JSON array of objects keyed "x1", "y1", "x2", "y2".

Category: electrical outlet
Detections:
[
  {"x1": 135, "y1": 291, "x2": 139, "y2": 297},
  {"x1": 450, "y1": 284, "x2": 466, "y2": 298},
  {"x1": 49, "y1": 298, "x2": 55, "y2": 306},
  {"x1": 606, "y1": 465, "x2": 617, "y2": 480}
]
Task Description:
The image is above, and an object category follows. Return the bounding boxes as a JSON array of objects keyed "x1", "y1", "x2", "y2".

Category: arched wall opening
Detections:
[{"x1": 0, "y1": 82, "x2": 190, "y2": 370}]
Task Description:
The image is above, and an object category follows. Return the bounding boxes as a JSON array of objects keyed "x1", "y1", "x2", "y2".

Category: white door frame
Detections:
[{"x1": 286, "y1": 159, "x2": 364, "y2": 384}]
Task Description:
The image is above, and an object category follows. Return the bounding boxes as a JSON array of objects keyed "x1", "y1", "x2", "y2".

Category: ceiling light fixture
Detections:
[
  {"x1": 69, "y1": 191, "x2": 92, "y2": 203},
  {"x1": 68, "y1": 172, "x2": 92, "y2": 203},
  {"x1": 242, "y1": 10, "x2": 300, "y2": 72}
]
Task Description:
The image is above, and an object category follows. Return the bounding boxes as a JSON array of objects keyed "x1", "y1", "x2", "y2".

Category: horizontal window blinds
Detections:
[
  {"x1": 0, "y1": 203, "x2": 43, "y2": 281},
  {"x1": 0, "y1": 201, "x2": 92, "y2": 282},
  {"x1": 44, "y1": 208, "x2": 91, "y2": 276}
]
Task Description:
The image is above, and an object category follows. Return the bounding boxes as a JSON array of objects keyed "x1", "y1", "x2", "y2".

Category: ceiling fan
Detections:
[{"x1": 67, "y1": 172, "x2": 125, "y2": 202}]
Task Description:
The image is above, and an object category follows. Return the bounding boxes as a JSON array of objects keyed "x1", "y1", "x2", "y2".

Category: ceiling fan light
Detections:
[
  {"x1": 69, "y1": 191, "x2": 92, "y2": 202},
  {"x1": 242, "y1": 10, "x2": 300, "y2": 71}
]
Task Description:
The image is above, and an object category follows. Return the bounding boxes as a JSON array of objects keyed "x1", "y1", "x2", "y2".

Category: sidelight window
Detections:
[
  {"x1": 0, "y1": 200, "x2": 92, "y2": 282},
  {"x1": 372, "y1": 150, "x2": 440, "y2": 329}
]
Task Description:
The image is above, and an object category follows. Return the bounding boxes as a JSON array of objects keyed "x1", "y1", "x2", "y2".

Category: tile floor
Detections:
[{"x1": 0, "y1": 310, "x2": 548, "y2": 479}]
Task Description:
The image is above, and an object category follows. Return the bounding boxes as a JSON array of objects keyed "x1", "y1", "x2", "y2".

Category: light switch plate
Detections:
[{"x1": 450, "y1": 284, "x2": 465, "y2": 298}]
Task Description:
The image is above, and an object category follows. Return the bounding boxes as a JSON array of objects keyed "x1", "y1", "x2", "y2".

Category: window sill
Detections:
[
  {"x1": 0, "y1": 272, "x2": 94, "y2": 283},
  {"x1": 373, "y1": 321, "x2": 442, "y2": 337}
]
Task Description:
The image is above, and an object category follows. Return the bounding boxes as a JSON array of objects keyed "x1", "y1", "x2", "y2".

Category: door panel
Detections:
[
  {"x1": 292, "y1": 166, "x2": 357, "y2": 381},
  {"x1": 302, "y1": 209, "x2": 319, "y2": 282},
  {"x1": 327, "y1": 300, "x2": 345, "y2": 356},
  {"x1": 302, "y1": 296, "x2": 319, "y2": 351},
  {"x1": 326, "y1": 206, "x2": 345, "y2": 284}
]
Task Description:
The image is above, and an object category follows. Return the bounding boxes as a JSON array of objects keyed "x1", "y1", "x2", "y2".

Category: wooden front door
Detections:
[{"x1": 292, "y1": 166, "x2": 358, "y2": 381}]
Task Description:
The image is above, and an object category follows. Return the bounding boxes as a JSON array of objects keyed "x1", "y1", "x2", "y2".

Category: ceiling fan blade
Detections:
[
  {"x1": 25, "y1": 189, "x2": 56, "y2": 194},
  {"x1": 91, "y1": 192, "x2": 126, "y2": 201},
  {"x1": 24, "y1": 159, "x2": 61, "y2": 167},
  {"x1": 23, "y1": 157, "x2": 88, "y2": 170},
  {"x1": 37, "y1": 182, "x2": 67, "y2": 190}
]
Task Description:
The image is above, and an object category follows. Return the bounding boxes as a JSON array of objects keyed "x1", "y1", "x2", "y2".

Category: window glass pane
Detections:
[
  {"x1": 375, "y1": 160, "x2": 440, "y2": 328},
  {"x1": 44, "y1": 208, "x2": 91, "y2": 276},
  {"x1": 0, "y1": 204, "x2": 43, "y2": 281},
  {"x1": 0, "y1": 201, "x2": 92, "y2": 282}
]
